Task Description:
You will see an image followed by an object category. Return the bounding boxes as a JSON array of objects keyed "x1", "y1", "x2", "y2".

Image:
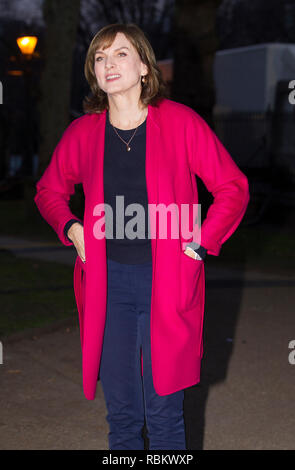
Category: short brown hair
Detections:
[{"x1": 83, "y1": 23, "x2": 168, "y2": 113}]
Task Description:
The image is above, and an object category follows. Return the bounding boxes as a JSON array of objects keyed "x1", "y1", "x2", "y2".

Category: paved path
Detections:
[{"x1": 0, "y1": 235, "x2": 295, "y2": 449}]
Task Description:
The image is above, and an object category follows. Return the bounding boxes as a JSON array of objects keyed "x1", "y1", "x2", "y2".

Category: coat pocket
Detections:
[{"x1": 177, "y1": 249, "x2": 203, "y2": 313}]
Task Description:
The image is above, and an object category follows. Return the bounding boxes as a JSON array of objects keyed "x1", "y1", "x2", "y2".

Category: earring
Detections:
[{"x1": 141, "y1": 75, "x2": 146, "y2": 84}]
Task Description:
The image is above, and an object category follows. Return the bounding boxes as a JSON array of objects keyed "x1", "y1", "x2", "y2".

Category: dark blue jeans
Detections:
[{"x1": 99, "y1": 258, "x2": 186, "y2": 450}]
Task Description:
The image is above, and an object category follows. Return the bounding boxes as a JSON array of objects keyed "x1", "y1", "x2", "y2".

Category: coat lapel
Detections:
[
  {"x1": 146, "y1": 103, "x2": 161, "y2": 272},
  {"x1": 81, "y1": 110, "x2": 108, "y2": 398}
]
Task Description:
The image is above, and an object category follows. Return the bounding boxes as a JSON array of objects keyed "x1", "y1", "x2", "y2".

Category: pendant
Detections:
[{"x1": 127, "y1": 145, "x2": 131, "y2": 151}]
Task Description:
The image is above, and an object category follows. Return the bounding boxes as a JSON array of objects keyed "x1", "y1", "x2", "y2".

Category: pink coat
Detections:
[{"x1": 34, "y1": 98, "x2": 249, "y2": 400}]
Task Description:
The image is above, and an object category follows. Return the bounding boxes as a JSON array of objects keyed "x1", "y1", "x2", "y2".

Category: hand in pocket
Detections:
[{"x1": 68, "y1": 223, "x2": 86, "y2": 263}]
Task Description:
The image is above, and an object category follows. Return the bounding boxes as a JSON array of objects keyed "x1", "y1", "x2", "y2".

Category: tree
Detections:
[
  {"x1": 171, "y1": 0, "x2": 222, "y2": 123},
  {"x1": 37, "y1": 0, "x2": 81, "y2": 177}
]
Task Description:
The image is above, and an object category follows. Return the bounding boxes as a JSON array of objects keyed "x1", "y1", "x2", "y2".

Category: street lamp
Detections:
[{"x1": 16, "y1": 36, "x2": 38, "y2": 58}]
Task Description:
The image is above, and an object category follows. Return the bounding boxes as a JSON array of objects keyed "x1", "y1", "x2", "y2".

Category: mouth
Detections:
[{"x1": 106, "y1": 74, "x2": 121, "y2": 82}]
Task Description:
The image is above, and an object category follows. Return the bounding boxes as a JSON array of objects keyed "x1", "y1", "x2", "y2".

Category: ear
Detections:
[{"x1": 140, "y1": 62, "x2": 148, "y2": 77}]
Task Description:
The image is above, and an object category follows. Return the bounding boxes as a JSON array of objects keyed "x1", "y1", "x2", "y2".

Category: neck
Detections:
[{"x1": 107, "y1": 95, "x2": 147, "y2": 130}]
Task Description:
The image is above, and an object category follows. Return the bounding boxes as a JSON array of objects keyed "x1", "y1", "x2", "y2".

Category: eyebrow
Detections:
[{"x1": 95, "y1": 46, "x2": 130, "y2": 55}]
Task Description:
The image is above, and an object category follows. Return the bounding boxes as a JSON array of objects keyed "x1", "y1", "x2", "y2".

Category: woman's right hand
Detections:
[{"x1": 68, "y1": 223, "x2": 86, "y2": 263}]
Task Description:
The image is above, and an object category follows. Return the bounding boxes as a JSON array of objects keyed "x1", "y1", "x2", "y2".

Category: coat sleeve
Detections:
[
  {"x1": 188, "y1": 111, "x2": 250, "y2": 256},
  {"x1": 34, "y1": 119, "x2": 84, "y2": 246}
]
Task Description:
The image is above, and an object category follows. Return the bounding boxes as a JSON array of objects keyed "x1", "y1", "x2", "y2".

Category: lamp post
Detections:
[
  {"x1": 16, "y1": 36, "x2": 38, "y2": 178},
  {"x1": 16, "y1": 35, "x2": 40, "y2": 220}
]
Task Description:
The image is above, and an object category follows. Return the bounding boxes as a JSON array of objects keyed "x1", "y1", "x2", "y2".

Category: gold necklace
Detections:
[{"x1": 109, "y1": 109, "x2": 146, "y2": 152}]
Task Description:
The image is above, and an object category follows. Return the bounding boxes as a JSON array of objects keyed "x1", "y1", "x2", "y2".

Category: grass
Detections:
[
  {"x1": 0, "y1": 250, "x2": 77, "y2": 338},
  {"x1": 0, "y1": 197, "x2": 83, "y2": 338},
  {"x1": 0, "y1": 199, "x2": 61, "y2": 242},
  {"x1": 0, "y1": 189, "x2": 83, "y2": 242}
]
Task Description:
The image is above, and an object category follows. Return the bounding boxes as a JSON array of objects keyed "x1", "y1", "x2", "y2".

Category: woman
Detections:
[{"x1": 34, "y1": 23, "x2": 249, "y2": 450}]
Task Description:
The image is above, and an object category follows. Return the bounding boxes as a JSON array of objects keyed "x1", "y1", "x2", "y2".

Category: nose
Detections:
[{"x1": 105, "y1": 56, "x2": 115, "y2": 69}]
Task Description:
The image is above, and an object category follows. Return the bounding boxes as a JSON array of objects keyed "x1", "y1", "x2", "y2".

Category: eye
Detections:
[
  {"x1": 118, "y1": 52, "x2": 126, "y2": 57},
  {"x1": 95, "y1": 56, "x2": 103, "y2": 62}
]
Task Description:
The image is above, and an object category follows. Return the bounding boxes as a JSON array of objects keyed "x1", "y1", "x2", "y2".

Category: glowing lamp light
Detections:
[{"x1": 17, "y1": 36, "x2": 38, "y2": 56}]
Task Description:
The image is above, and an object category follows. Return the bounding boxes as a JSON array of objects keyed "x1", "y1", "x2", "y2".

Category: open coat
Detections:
[{"x1": 34, "y1": 98, "x2": 249, "y2": 401}]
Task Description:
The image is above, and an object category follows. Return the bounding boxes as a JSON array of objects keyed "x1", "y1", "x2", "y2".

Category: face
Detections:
[{"x1": 94, "y1": 32, "x2": 148, "y2": 98}]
